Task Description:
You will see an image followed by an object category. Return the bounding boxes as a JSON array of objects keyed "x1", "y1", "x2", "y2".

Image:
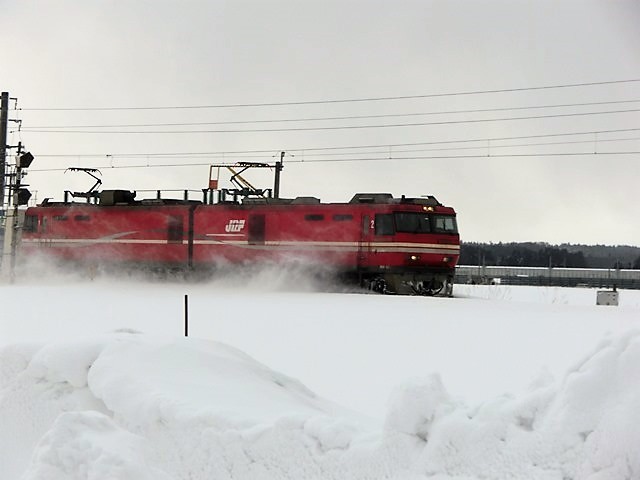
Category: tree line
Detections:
[{"x1": 459, "y1": 242, "x2": 640, "y2": 269}]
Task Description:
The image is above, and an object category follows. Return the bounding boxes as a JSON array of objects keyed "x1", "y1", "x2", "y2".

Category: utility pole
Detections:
[
  {"x1": 9, "y1": 142, "x2": 23, "y2": 282},
  {"x1": 0, "y1": 91, "x2": 9, "y2": 218},
  {"x1": 1, "y1": 139, "x2": 34, "y2": 281},
  {"x1": 0, "y1": 92, "x2": 9, "y2": 274},
  {"x1": 0, "y1": 93, "x2": 33, "y2": 280}
]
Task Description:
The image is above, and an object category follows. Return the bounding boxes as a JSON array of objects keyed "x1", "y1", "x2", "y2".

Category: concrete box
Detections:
[{"x1": 596, "y1": 290, "x2": 619, "y2": 306}]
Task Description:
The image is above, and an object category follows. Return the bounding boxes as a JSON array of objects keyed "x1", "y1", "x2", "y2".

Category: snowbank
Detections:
[
  {"x1": 406, "y1": 328, "x2": 640, "y2": 479},
  {"x1": 2, "y1": 329, "x2": 640, "y2": 479}
]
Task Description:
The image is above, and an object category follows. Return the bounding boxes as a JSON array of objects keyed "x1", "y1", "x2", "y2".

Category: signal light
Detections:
[
  {"x1": 16, "y1": 188, "x2": 32, "y2": 205},
  {"x1": 18, "y1": 152, "x2": 34, "y2": 168}
]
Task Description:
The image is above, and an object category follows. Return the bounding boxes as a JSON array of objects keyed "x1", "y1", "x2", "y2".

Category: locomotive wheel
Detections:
[
  {"x1": 366, "y1": 277, "x2": 393, "y2": 294},
  {"x1": 372, "y1": 277, "x2": 388, "y2": 294},
  {"x1": 444, "y1": 279, "x2": 454, "y2": 297},
  {"x1": 411, "y1": 280, "x2": 444, "y2": 296},
  {"x1": 423, "y1": 284, "x2": 444, "y2": 296}
]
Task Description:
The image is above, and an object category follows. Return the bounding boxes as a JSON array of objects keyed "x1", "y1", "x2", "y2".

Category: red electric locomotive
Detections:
[{"x1": 19, "y1": 163, "x2": 460, "y2": 295}]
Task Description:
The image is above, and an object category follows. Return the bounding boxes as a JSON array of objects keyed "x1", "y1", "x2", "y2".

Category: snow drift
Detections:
[{"x1": 2, "y1": 328, "x2": 639, "y2": 480}]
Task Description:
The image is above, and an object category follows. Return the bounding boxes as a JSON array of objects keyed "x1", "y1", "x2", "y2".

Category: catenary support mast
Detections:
[
  {"x1": 0, "y1": 91, "x2": 9, "y2": 218},
  {"x1": 274, "y1": 151, "x2": 284, "y2": 199}
]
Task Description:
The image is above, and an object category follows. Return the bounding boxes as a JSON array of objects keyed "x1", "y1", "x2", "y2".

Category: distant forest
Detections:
[{"x1": 459, "y1": 242, "x2": 640, "y2": 269}]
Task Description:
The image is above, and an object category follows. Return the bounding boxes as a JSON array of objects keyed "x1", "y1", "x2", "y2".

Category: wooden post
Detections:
[{"x1": 184, "y1": 294, "x2": 189, "y2": 337}]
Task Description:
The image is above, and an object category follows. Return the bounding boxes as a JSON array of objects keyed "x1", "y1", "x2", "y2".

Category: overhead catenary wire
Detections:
[
  {"x1": 28, "y1": 151, "x2": 640, "y2": 173},
  {"x1": 12, "y1": 78, "x2": 640, "y2": 111},
  {"x1": 30, "y1": 127, "x2": 640, "y2": 158},
  {"x1": 285, "y1": 136, "x2": 640, "y2": 157},
  {"x1": 26, "y1": 136, "x2": 640, "y2": 163},
  {"x1": 15, "y1": 108, "x2": 640, "y2": 134},
  {"x1": 18, "y1": 99, "x2": 640, "y2": 129}
]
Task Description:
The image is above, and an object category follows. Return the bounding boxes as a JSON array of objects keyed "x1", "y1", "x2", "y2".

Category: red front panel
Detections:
[{"x1": 353, "y1": 205, "x2": 459, "y2": 273}]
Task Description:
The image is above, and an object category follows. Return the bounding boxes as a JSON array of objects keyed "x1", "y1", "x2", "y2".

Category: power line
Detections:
[
  {"x1": 29, "y1": 151, "x2": 640, "y2": 172},
  {"x1": 31, "y1": 127, "x2": 640, "y2": 158},
  {"x1": 16, "y1": 108, "x2": 640, "y2": 134},
  {"x1": 291, "y1": 136, "x2": 640, "y2": 157},
  {"x1": 27, "y1": 136, "x2": 640, "y2": 162},
  {"x1": 14, "y1": 79, "x2": 640, "y2": 111},
  {"x1": 19, "y1": 99, "x2": 640, "y2": 129}
]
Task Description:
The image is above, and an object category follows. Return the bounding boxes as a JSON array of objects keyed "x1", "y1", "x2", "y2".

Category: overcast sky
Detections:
[{"x1": 2, "y1": 0, "x2": 639, "y2": 246}]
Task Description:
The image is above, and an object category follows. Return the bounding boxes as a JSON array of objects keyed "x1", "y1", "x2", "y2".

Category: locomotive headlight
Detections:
[
  {"x1": 443, "y1": 256, "x2": 451, "y2": 263},
  {"x1": 410, "y1": 255, "x2": 420, "y2": 261},
  {"x1": 423, "y1": 206, "x2": 434, "y2": 212}
]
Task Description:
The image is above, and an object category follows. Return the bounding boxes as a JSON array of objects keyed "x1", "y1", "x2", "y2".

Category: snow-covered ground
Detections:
[{"x1": 1, "y1": 273, "x2": 639, "y2": 479}]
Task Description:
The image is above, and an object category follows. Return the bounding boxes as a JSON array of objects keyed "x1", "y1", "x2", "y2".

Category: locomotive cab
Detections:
[{"x1": 353, "y1": 195, "x2": 460, "y2": 296}]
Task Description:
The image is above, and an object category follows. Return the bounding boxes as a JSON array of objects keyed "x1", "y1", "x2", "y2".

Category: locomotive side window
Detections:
[
  {"x1": 74, "y1": 215, "x2": 91, "y2": 221},
  {"x1": 168, "y1": 215, "x2": 184, "y2": 243},
  {"x1": 332, "y1": 214, "x2": 353, "y2": 221},
  {"x1": 53, "y1": 215, "x2": 69, "y2": 221},
  {"x1": 433, "y1": 215, "x2": 458, "y2": 234},
  {"x1": 24, "y1": 215, "x2": 39, "y2": 233},
  {"x1": 374, "y1": 214, "x2": 394, "y2": 235},
  {"x1": 305, "y1": 214, "x2": 324, "y2": 221},
  {"x1": 394, "y1": 212, "x2": 431, "y2": 233}
]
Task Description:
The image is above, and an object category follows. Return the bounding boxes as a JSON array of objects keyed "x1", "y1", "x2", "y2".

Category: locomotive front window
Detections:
[
  {"x1": 394, "y1": 212, "x2": 431, "y2": 233},
  {"x1": 433, "y1": 215, "x2": 458, "y2": 234}
]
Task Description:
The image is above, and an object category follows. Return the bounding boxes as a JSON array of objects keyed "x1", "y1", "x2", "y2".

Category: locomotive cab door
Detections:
[
  {"x1": 357, "y1": 214, "x2": 373, "y2": 269},
  {"x1": 248, "y1": 214, "x2": 265, "y2": 245},
  {"x1": 167, "y1": 215, "x2": 184, "y2": 243}
]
